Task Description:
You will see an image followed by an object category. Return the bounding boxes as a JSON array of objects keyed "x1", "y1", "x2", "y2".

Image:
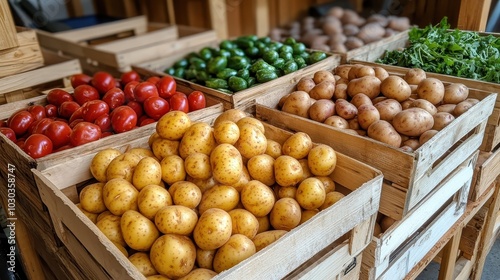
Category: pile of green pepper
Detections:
[{"x1": 164, "y1": 35, "x2": 328, "y2": 94}]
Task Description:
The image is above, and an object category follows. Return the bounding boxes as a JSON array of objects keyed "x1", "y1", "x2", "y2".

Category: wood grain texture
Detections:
[
  {"x1": 457, "y1": 0, "x2": 493, "y2": 31},
  {"x1": 0, "y1": 0, "x2": 18, "y2": 50},
  {"x1": 0, "y1": 29, "x2": 43, "y2": 78}
]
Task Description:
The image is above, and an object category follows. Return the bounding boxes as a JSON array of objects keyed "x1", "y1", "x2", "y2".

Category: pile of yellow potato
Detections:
[
  {"x1": 76, "y1": 109, "x2": 344, "y2": 279},
  {"x1": 280, "y1": 64, "x2": 478, "y2": 151}
]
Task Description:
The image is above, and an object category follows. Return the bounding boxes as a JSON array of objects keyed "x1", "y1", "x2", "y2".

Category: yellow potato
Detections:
[
  {"x1": 296, "y1": 177, "x2": 326, "y2": 210},
  {"x1": 121, "y1": 210, "x2": 159, "y2": 251},
  {"x1": 90, "y1": 148, "x2": 122, "y2": 182},
  {"x1": 193, "y1": 208, "x2": 232, "y2": 250},
  {"x1": 229, "y1": 208, "x2": 259, "y2": 239},
  {"x1": 137, "y1": 184, "x2": 172, "y2": 220},
  {"x1": 133, "y1": 156, "x2": 162, "y2": 191},
  {"x1": 187, "y1": 176, "x2": 217, "y2": 194},
  {"x1": 277, "y1": 185, "x2": 297, "y2": 199},
  {"x1": 234, "y1": 123, "x2": 267, "y2": 159},
  {"x1": 319, "y1": 191, "x2": 345, "y2": 210},
  {"x1": 256, "y1": 215, "x2": 270, "y2": 233},
  {"x1": 96, "y1": 214, "x2": 126, "y2": 246},
  {"x1": 150, "y1": 234, "x2": 196, "y2": 279},
  {"x1": 213, "y1": 120, "x2": 240, "y2": 145},
  {"x1": 213, "y1": 234, "x2": 256, "y2": 273},
  {"x1": 152, "y1": 138, "x2": 180, "y2": 161},
  {"x1": 274, "y1": 155, "x2": 303, "y2": 187},
  {"x1": 102, "y1": 178, "x2": 139, "y2": 216},
  {"x1": 380, "y1": 75, "x2": 411, "y2": 102},
  {"x1": 184, "y1": 152, "x2": 211, "y2": 180},
  {"x1": 179, "y1": 122, "x2": 217, "y2": 159},
  {"x1": 270, "y1": 197, "x2": 302, "y2": 231},
  {"x1": 241, "y1": 180, "x2": 276, "y2": 217},
  {"x1": 213, "y1": 108, "x2": 247, "y2": 127},
  {"x1": 300, "y1": 209, "x2": 320, "y2": 225},
  {"x1": 105, "y1": 153, "x2": 142, "y2": 182},
  {"x1": 127, "y1": 147, "x2": 155, "y2": 159},
  {"x1": 97, "y1": 210, "x2": 113, "y2": 222},
  {"x1": 231, "y1": 165, "x2": 251, "y2": 192},
  {"x1": 298, "y1": 158, "x2": 313, "y2": 183},
  {"x1": 236, "y1": 117, "x2": 265, "y2": 134},
  {"x1": 79, "y1": 182, "x2": 106, "y2": 214},
  {"x1": 196, "y1": 248, "x2": 216, "y2": 270},
  {"x1": 156, "y1": 110, "x2": 192, "y2": 140},
  {"x1": 160, "y1": 155, "x2": 186, "y2": 185},
  {"x1": 155, "y1": 205, "x2": 198, "y2": 235},
  {"x1": 416, "y1": 78, "x2": 445, "y2": 105},
  {"x1": 112, "y1": 241, "x2": 129, "y2": 257},
  {"x1": 316, "y1": 176, "x2": 335, "y2": 193},
  {"x1": 129, "y1": 252, "x2": 157, "y2": 277},
  {"x1": 171, "y1": 181, "x2": 202, "y2": 209},
  {"x1": 247, "y1": 154, "x2": 275, "y2": 186},
  {"x1": 198, "y1": 185, "x2": 239, "y2": 214},
  {"x1": 265, "y1": 139, "x2": 282, "y2": 159},
  {"x1": 282, "y1": 132, "x2": 313, "y2": 160},
  {"x1": 357, "y1": 104, "x2": 380, "y2": 130},
  {"x1": 308, "y1": 144, "x2": 337, "y2": 176},
  {"x1": 367, "y1": 120, "x2": 402, "y2": 148},
  {"x1": 148, "y1": 132, "x2": 161, "y2": 147},
  {"x1": 210, "y1": 143, "x2": 243, "y2": 186},
  {"x1": 76, "y1": 203, "x2": 99, "y2": 223},
  {"x1": 146, "y1": 275, "x2": 171, "y2": 280},
  {"x1": 252, "y1": 230, "x2": 288, "y2": 252},
  {"x1": 178, "y1": 268, "x2": 217, "y2": 280}
]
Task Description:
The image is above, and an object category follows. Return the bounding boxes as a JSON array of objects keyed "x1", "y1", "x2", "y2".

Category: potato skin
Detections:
[
  {"x1": 393, "y1": 108, "x2": 435, "y2": 137},
  {"x1": 179, "y1": 268, "x2": 217, "y2": 280},
  {"x1": 417, "y1": 78, "x2": 445, "y2": 105},
  {"x1": 129, "y1": 252, "x2": 157, "y2": 277},
  {"x1": 137, "y1": 184, "x2": 173, "y2": 220},
  {"x1": 156, "y1": 111, "x2": 192, "y2": 140},
  {"x1": 90, "y1": 148, "x2": 122, "y2": 182},
  {"x1": 213, "y1": 234, "x2": 256, "y2": 273},
  {"x1": 296, "y1": 77, "x2": 316, "y2": 93},
  {"x1": 274, "y1": 155, "x2": 303, "y2": 187},
  {"x1": 213, "y1": 120, "x2": 240, "y2": 145},
  {"x1": 313, "y1": 70, "x2": 336, "y2": 84},
  {"x1": 357, "y1": 104, "x2": 380, "y2": 130},
  {"x1": 270, "y1": 197, "x2": 302, "y2": 231},
  {"x1": 80, "y1": 182, "x2": 106, "y2": 214},
  {"x1": 282, "y1": 91, "x2": 312, "y2": 118},
  {"x1": 296, "y1": 177, "x2": 326, "y2": 210},
  {"x1": 96, "y1": 214, "x2": 126, "y2": 246},
  {"x1": 335, "y1": 99, "x2": 358, "y2": 120},
  {"x1": 121, "y1": 210, "x2": 159, "y2": 251},
  {"x1": 247, "y1": 154, "x2": 275, "y2": 186},
  {"x1": 443, "y1": 83, "x2": 469, "y2": 104},
  {"x1": 404, "y1": 68, "x2": 426, "y2": 85},
  {"x1": 155, "y1": 205, "x2": 198, "y2": 235},
  {"x1": 252, "y1": 230, "x2": 288, "y2": 252},
  {"x1": 320, "y1": 191, "x2": 345, "y2": 210},
  {"x1": 161, "y1": 155, "x2": 186, "y2": 185},
  {"x1": 308, "y1": 144, "x2": 337, "y2": 176},
  {"x1": 419, "y1": 129, "x2": 439, "y2": 145},
  {"x1": 410, "y1": 99, "x2": 437, "y2": 115},
  {"x1": 432, "y1": 112, "x2": 455, "y2": 131},
  {"x1": 234, "y1": 123, "x2": 267, "y2": 159},
  {"x1": 375, "y1": 99, "x2": 402, "y2": 122},
  {"x1": 196, "y1": 248, "x2": 216, "y2": 270},
  {"x1": 282, "y1": 132, "x2": 313, "y2": 160},
  {"x1": 367, "y1": 120, "x2": 402, "y2": 148},
  {"x1": 213, "y1": 109, "x2": 247, "y2": 127},
  {"x1": 309, "y1": 81, "x2": 335, "y2": 100},
  {"x1": 210, "y1": 143, "x2": 243, "y2": 186},
  {"x1": 193, "y1": 208, "x2": 232, "y2": 250},
  {"x1": 347, "y1": 75, "x2": 381, "y2": 99},
  {"x1": 184, "y1": 152, "x2": 212, "y2": 180},
  {"x1": 380, "y1": 76, "x2": 411, "y2": 102},
  {"x1": 150, "y1": 233, "x2": 196, "y2": 279},
  {"x1": 106, "y1": 153, "x2": 142, "y2": 182},
  {"x1": 351, "y1": 93, "x2": 373, "y2": 108},
  {"x1": 198, "y1": 185, "x2": 239, "y2": 214},
  {"x1": 102, "y1": 178, "x2": 139, "y2": 216},
  {"x1": 308, "y1": 99, "x2": 335, "y2": 123},
  {"x1": 241, "y1": 180, "x2": 276, "y2": 217},
  {"x1": 324, "y1": 115, "x2": 349, "y2": 129},
  {"x1": 179, "y1": 122, "x2": 216, "y2": 159},
  {"x1": 132, "y1": 157, "x2": 162, "y2": 191}
]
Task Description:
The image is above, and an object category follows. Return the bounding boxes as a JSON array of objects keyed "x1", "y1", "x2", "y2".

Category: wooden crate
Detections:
[
  {"x1": 470, "y1": 147, "x2": 500, "y2": 201},
  {"x1": 0, "y1": 27, "x2": 44, "y2": 78},
  {"x1": 360, "y1": 152, "x2": 477, "y2": 280},
  {"x1": 254, "y1": 66, "x2": 495, "y2": 220},
  {"x1": 31, "y1": 120, "x2": 383, "y2": 279},
  {"x1": 0, "y1": 49, "x2": 81, "y2": 104},
  {"x1": 134, "y1": 52, "x2": 342, "y2": 112},
  {"x1": 36, "y1": 15, "x2": 218, "y2": 73}
]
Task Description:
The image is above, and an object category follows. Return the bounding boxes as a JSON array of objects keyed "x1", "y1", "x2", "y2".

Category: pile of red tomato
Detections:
[{"x1": 0, "y1": 70, "x2": 207, "y2": 159}]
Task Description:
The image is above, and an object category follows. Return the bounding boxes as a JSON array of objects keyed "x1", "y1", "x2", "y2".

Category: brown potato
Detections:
[
  {"x1": 334, "y1": 65, "x2": 352, "y2": 80},
  {"x1": 443, "y1": 83, "x2": 469, "y2": 104},
  {"x1": 374, "y1": 99, "x2": 402, "y2": 122},
  {"x1": 335, "y1": 99, "x2": 358, "y2": 120},
  {"x1": 313, "y1": 70, "x2": 336, "y2": 84},
  {"x1": 403, "y1": 138, "x2": 420, "y2": 151},
  {"x1": 347, "y1": 76, "x2": 381, "y2": 99},
  {"x1": 432, "y1": 112, "x2": 455, "y2": 131},
  {"x1": 281, "y1": 91, "x2": 312, "y2": 118},
  {"x1": 410, "y1": 99, "x2": 438, "y2": 115},
  {"x1": 453, "y1": 100, "x2": 475, "y2": 117},
  {"x1": 437, "y1": 104, "x2": 456, "y2": 114},
  {"x1": 380, "y1": 75, "x2": 411, "y2": 102},
  {"x1": 358, "y1": 104, "x2": 380, "y2": 130},
  {"x1": 367, "y1": 120, "x2": 402, "y2": 147},
  {"x1": 393, "y1": 108, "x2": 434, "y2": 137},
  {"x1": 309, "y1": 80, "x2": 335, "y2": 100},
  {"x1": 348, "y1": 118, "x2": 360, "y2": 130},
  {"x1": 417, "y1": 78, "x2": 445, "y2": 105},
  {"x1": 278, "y1": 93, "x2": 290, "y2": 109},
  {"x1": 347, "y1": 64, "x2": 364, "y2": 80},
  {"x1": 333, "y1": 83, "x2": 348, "y2": 99},
  {"x1": 404, "y1": 68, "x2": 426, "y2": 85},
  {"x1": 309, "y1": 99, "x2": 336, "y2": 123},
  {"x1": 296, "y1": 77, "x2": 316, "y2": 93},
  {"x1": 351, "y1": 93, "x2": 373, "y2": 108},
  {"x1": 355, "y1": 66, "x2": 376, "y2": 77},
  {"x1": 419, "y1": 129, "x2": 439, "y2": 145},
  {"x1": 374, "y1": 67, "x2": 389, "y2": 82},
  {"x1": 401, "y1": 99, "x2": 414, "y2": 110},
  {"x1": 324, "y1": 115, "x2": 349, "y2": 129}
]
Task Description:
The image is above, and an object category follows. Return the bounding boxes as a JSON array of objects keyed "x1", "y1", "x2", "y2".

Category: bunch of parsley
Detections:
[{"x1": 378, "y1": 17, "x2": 500, "y2": 83}]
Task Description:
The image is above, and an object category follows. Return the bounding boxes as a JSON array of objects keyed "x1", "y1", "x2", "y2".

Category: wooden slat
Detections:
[
  {"x1": 438, "y1": 229, "x2": 463, "y2": 280},
  {"x1": 0, "y1": 29, "x2": 44, "y2": 78},
  {"x1": 457, "y1": 0, "x2": 493, "y2": 31},
  {"x1": 209, "y1": 0, "x2": 228, "y2": 39},
  {"x1": 0, "y1": 0, "x2": 19, "y2": 50}
]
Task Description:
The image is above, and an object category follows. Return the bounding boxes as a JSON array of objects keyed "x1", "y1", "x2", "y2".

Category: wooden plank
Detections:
[
  {"x1": 65, "y1": 0, "x2": 84, "y2": 17},
  {"x1": 0, "y1": 0, "x2": 19, "y2": 50},
  {"x1": 209, "y1": 0, "x2": 228, "y2": 39},
  {"x1": 438, "y1": 229, "x2": 463, "y2": 280},
  {"x1": 0, "y1": 29, "x2": 44, "y2": 78},
  {"x1": 457, "y1": 0, "x2": 493, "y2": 31}
]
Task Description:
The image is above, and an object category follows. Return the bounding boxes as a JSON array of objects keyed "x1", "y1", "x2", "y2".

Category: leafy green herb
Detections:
[{"x1": 378, "y1": 17, "x2": 500, "y2": 83}]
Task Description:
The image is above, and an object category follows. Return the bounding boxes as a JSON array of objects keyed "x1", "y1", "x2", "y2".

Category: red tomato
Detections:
[
  {"x1": 47, "y1": 89, "x2": 74, "y2": 106},
  {"x1": 81, "y1": 100, "x2": 110, "y2": 123},
  {"x1": 134, "y1": 81, "x2": 159, "y2": 103},
  {"x1": 69, "y1": 119, "x2": 84, "y2": 128},
  {"x1": 91, "y1": 71, "x2": 115, "y2": 95},
  {"x1": 73, "y1": 84, "x2": 100, "y2": 105},
  {"x1": 16, "y1": 139, "x2": 25, "y2": 149},
  {"x1": 53, "y1": 144, "x2": 73, "y2": 153},
  {"x1": 0, "y1": 120, "x2": 6, "y2": 127},
  {"x1": 94, "y1": 114, "x2": 112, "y2": 132},
  {"x1": 187, "y1": 91, "x2": 206, "y2": 111},
  {"x1": 45, "y1": 104, "x2": 58, "y2": 118},
  {"x1": 146, "y1": 76, "x2": 161, "y2": 85},
  {"x1": 70, "y1": 74, "x2": 92, "y2": 88},
  {"x1": 121, "y1": 70, "x2": 141, "y2": 87},
  {"x1": 29, "y1": 118, "x2": 54, "y2": 135},
  {"x1": 143, "y1": 96, "x2": 170, "y2": 120},
  {"x1": 70, "y1": 122, "x2": 102, "y2": 147},
  {"x1": 157, "y1": 76, "x2": 177, "y2": 99},
  {"x1": 8, "y1": 111, "x2": 34, "y2": 136},
  {"x1": 100, "y1": 131, "x2": 114, "y2": 138},
  {"x1": 27, "y1": 105, "x2": 47, "y2": 121},
  {"x1": 24, "y1": 134, "x2": 53, "y2": 159},
  {"x1": 124, "y1": 81, "x2": 139, "y2": 102},
  {"x1": 139, "y1": 118, "x2": 155, "y2": 127},
  {"x1": 111, "y1": 106, "x2": 137, "y2": 133},
  {"x1": 69, "y1": 107, "x2": 84, "y2": 124},
  {"x1": 58, "y1": 101, "x2": 81, "y2": 119},
  {"x1": 102, "y1": 88, "x2": 126, "y2": 110},
  {"x1": 44, "y1": 121, "x2": 72, "y2": 148},
  {"x1": 0, "y1": 127, "x2": 16, "y2": 142},
  {"x1": 169, "y1": 92, "x2": 189, "y2": 113},
  {"x1": 126, "y1": 101, "x2": 144, "y2": 119}
]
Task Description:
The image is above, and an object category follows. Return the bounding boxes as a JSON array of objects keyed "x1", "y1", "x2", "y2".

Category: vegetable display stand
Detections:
[
  {"x1": 0, "y1": 89, "x2": 223, "y2": 278},
  {"x1": 470, "y1": 147, "x2": 500, "y2": 201},
  {"x1": 134, "y1": 52, "x2": 341, "y2": 112},
  {"x1": 392, "y1": 177, "x2": 494, "y2": 280},
  {"x1": 36, "y1": 15, "x2": 218, "y2": 74},
  {"x1": 31, "y1": 120, "x2": 383, "y2": 279},
  {"x1": 0, "y1": 27, "x2": 44, "y2": 78},
  {"x1": 0, "y1": 49, "x2": 81, "y2": 104},
  {"x1": 255, "y1": 72, "x2": 495, "y2": 220}
]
